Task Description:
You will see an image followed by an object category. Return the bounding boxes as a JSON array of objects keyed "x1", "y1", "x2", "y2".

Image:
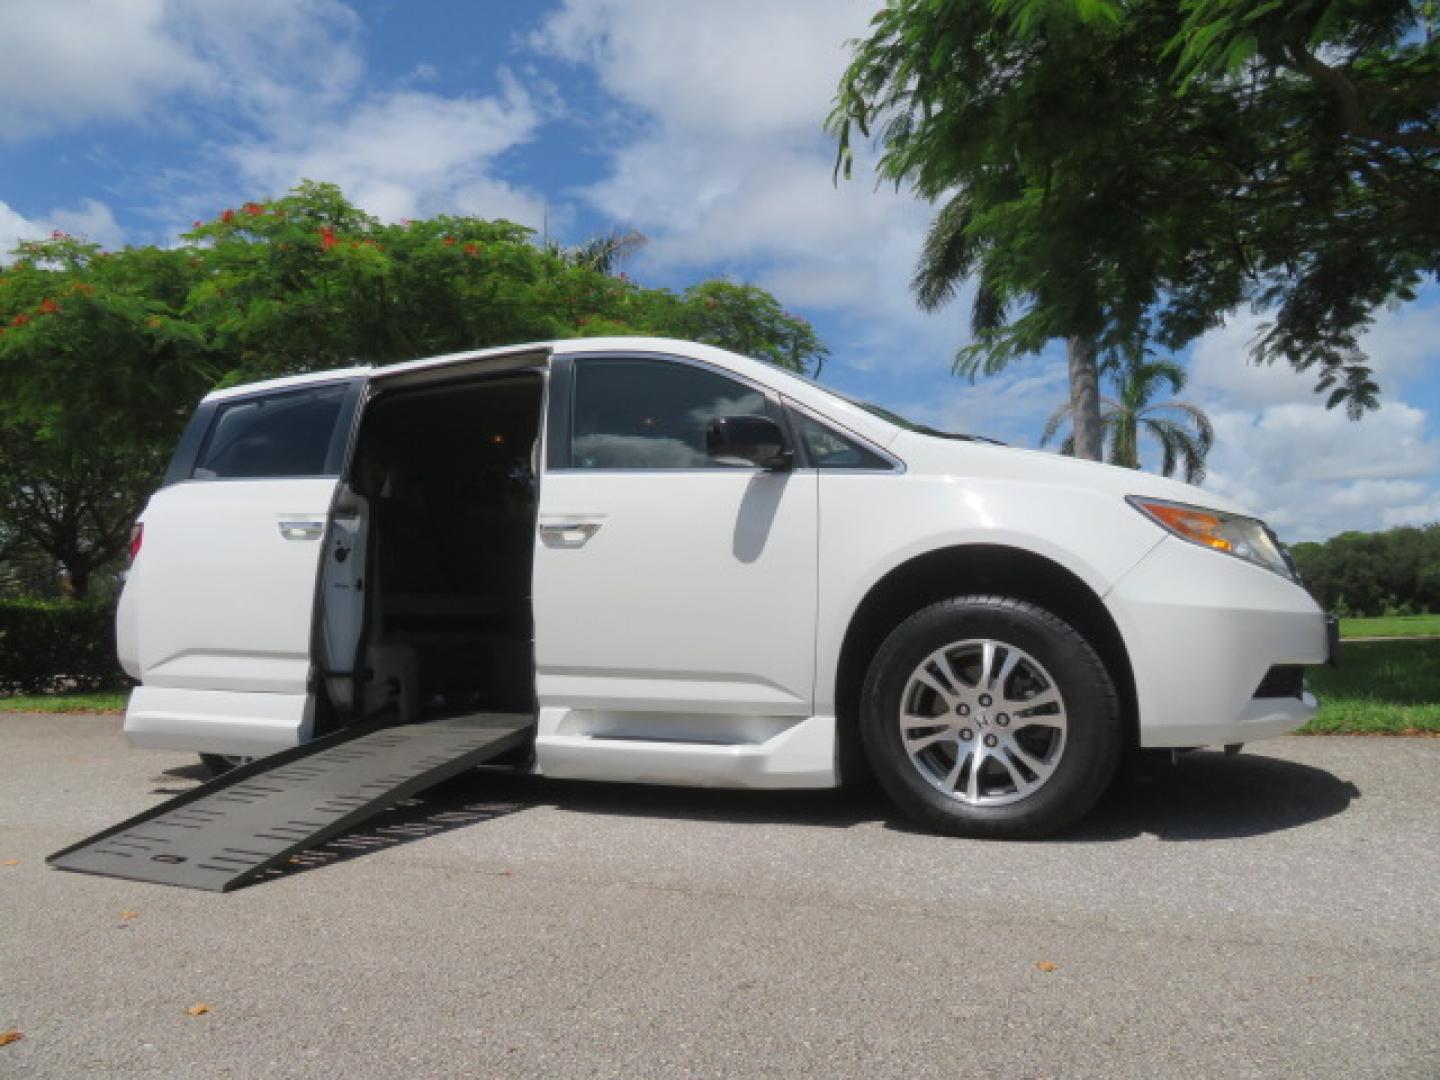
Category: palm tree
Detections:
[
  {"x1": 1040, "y1": 355, "x2": 1214, "y2": 483},
  {"x1": 569, "y1": 228, "x2": 647, "y2": 276}
]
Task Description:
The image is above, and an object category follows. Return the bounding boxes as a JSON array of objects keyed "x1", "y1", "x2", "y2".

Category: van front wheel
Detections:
[{"x1": 860, "y1": 596, "x2": 1121, "y2": 839}]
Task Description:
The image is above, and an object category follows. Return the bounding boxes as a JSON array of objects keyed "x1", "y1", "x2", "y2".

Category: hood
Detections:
[{"x1": 893, "y1": 431, "x2": 1254, "y2": 519}]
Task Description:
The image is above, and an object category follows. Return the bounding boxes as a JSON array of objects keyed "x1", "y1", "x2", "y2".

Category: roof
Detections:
[{"x1": 200, "y1": 337, "x2": 900, "y2": 448}]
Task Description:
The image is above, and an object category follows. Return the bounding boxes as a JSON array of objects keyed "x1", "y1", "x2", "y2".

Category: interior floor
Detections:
[{"x1": 351, "y1": 373, "x2": 543, "y2": 719}]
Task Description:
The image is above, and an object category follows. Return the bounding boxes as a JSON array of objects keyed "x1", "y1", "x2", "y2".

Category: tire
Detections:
[
  {"x1": 199, "y1": 753, "x2": 251, "y2": 778},
  {"x1": 860, "y1": 595, "x2": 1121, "y2": 839}
]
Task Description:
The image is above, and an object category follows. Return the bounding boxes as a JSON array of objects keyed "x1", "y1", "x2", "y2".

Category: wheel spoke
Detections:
[
  {"x1": 995, "y1": 749, "x2": 1032, "y2": 795},
  {"x1": 904, "y1": 727, "x2": 955, "y2": 753},
  {"x1": 932, "y1": 649, "x2": 969, "y2": 696},
  {"x1": 901, "y1": 712, "x2": 947, "y2": 732},
  {"x1": 912, "y1": 670, "x2": 956, "y2": 707},
  {"x1": 979, "y1": 641, "x2": 997, "y2": 690},
  {"x1": 1011, "y1": 687, "x2": 1061, "y2": 714},
  {"x1": 1017, "y1": 711, "x2": 1066, "y2": 732},
  {"x1": 1005, "y1": 739, "x2": 1055, "y2": 782},
  {"x1": 965, "y1": 748, "x2": 985, "y2": 801},
  {"x1": 941, "y1": 750, "x2": 969, "y2": 793},
  {"x1": 991, "y1": 647, "x2": 1020, "y2": 694}
]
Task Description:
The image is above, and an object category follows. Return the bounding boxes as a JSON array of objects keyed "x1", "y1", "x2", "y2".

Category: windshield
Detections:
[{"x1": 780, "y1": 368, "x2": 1003, "y2": 444}]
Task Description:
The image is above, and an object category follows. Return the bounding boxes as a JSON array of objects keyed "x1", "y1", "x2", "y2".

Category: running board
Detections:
[{"x1": 48, "y1": 712, "x2": 533, "y2": 892}]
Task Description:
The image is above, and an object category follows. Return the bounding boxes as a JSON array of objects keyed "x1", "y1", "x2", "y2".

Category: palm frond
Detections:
[
  {"x1": 913, "y1": 192, "x2": 975, "y2": 312},
  {"x1": 1146, "y1": 400, "x2": 1214, "y2": 454},
  {"x1": 1039, "y1": 401, "x2": 1074, "y2": 447}
]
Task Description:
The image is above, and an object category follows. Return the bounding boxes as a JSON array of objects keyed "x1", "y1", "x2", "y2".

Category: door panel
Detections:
[
  {"x1": 534, "y1": 469, "x2": 818, "y2": 717},
  {"x1": 130, "y1": 477, "x2": 341, "y2": 693}
]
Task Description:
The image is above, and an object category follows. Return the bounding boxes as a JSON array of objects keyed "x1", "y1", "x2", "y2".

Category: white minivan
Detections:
[{"x1": 116, "y1": 338, "x2": 1334, "y2": 838}]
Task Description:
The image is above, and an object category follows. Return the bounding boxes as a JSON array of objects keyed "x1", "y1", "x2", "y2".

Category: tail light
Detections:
[{"x1": 128, "y1": 522, "x2": 144, "y2": 563}]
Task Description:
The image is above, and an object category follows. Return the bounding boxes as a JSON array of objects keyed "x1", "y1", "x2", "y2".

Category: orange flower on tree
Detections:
[
  {"x1": 39, "y1": 298, "x2": 60, "y2": 315},
  {"x1": 220, "y1": 209, "x2": 235, "y2": 224},
  {"x1": 442, "y1": 235, "x2": 456, "y2": 246},
  {"x1": 11, "y1": 313, "x2": 29, "y2": 327},
  {"x1": 464, "y1": 242, "x2": 478, "y2": 256},
  {"x1": 319, "y1": 226, "x2": 338, "y2": 250},
  {"x1": 243, "y1": 203, "x2": 264, "y2": 216}
]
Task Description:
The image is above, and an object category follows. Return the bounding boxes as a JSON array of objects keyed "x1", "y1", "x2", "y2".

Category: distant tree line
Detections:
[
  {"x1": 0, "y1": 182, "x2": 826, "y2": 600},
  {"x1": 1291, "y1": 525, "x2": 1440, "y2": 616}
]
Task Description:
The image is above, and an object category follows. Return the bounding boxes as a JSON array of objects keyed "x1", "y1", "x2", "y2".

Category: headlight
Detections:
[{"x1": 1126, "y1": 496, "x2": 1296, "y2": 581}]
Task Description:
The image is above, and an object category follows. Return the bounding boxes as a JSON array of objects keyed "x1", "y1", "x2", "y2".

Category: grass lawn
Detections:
[
  {"x1": 0, "y1": 689, "x2": 128, "y2": 714},
  {"x1": 1339, "y1": 613, "x2": 1440, "y2": 639},
  {"x1": 1304, "y1": 638, "x2": 1440, "y2": 734}
]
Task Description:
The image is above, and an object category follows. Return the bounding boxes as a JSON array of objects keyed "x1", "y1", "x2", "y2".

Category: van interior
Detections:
[{"x1": 342, "y1": 372, "x2": 544, "y2": 726}]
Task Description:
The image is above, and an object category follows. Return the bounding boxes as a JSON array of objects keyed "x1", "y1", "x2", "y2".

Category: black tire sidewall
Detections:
[{"x1": 860, "y1": 597, "x2": 1120, "y2": 838}]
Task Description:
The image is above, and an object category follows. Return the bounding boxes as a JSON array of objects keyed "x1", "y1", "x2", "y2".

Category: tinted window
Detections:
[
  {"x1": 793, "y1": 411, "x2": 892, "y2": 470},
  {"x1": 193, "y1": 384, "x2": 348, "y2": 479},
  {"x1": 570, "y1": 358, "x2": 778, "y2": 469}
]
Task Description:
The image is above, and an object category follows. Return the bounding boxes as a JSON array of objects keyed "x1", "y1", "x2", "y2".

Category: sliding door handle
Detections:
[
  {"x1": 278, "y1": 520, "x2": 325, "y2": 541},
  {"x1": 538, "y1": 521, "x2": 603, "y2": 548}
]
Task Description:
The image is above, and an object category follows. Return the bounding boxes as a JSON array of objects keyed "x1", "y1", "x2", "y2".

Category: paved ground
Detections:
[{"x1": 2, "y1": 713, "x2": 1437, "y2": 1079}]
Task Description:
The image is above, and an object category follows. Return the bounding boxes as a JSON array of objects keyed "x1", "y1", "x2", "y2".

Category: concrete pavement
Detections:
[{"x1": 2, "y1": 713, "x2": 1437, "y2": 1078}]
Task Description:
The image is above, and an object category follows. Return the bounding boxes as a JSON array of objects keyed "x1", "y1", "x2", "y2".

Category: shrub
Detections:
[{"x1": 0, "y1": 598, "x2": 130, "y2": 695}]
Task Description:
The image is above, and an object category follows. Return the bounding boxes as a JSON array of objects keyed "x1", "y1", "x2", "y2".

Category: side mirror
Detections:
[{"x1": 705, "y1": 415, "x2": 794, "y2": 471}]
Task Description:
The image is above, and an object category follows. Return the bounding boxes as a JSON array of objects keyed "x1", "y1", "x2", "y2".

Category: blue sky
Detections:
[{"x1": 2, "y1": 0, "x2": 1438, "y2": 541}]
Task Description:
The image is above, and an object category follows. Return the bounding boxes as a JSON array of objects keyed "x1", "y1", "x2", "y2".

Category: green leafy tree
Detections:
[
  {"x1": 1291, "y1": 523, "x2": 1440, "y2": 614},
  {"x1": 0, "y1": 235, "x2": 213, "y2": 597},
  {"x1": 1040, "y1": 353, "x2": 1215, "y2": 483},
  {"x1": 830, "y1": 0, "x2": 1438, "y2": 460}
]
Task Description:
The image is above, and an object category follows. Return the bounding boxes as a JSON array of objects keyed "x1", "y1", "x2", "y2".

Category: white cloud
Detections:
[
  {"x1": 0, "y1": 0, "x2": 206, "y2": 139},
  {"x1": 44, "y1": 198, "x2": 125, "y2": 250},
  {"x1": 0, "y1": 0, "x2": 360, "y2": 140},
  {"x1": 0, "y1": 201, "x2": 38, "y2": 259},
  {"x1": 1186, "y1": 303, "x2": 1440, "y2": 540},
  {"x1": 1203, "y1": 399, "x2": 1440, "y2": 541},
  {"x1": 534, "y1": 0, "x2": 876, "y2": 138},
  {"x1": 532, "y1": 0, "x2": 961, "y2": 369},
  {"x1": 0, "y1": 0, "x2": 551, "y2": 235},
  {"x1": 226, "y1": 79, "x2": 547, "y2": 227},
  {"x1": 0, "y1": 197, "x2": 124, "y2": 259}
]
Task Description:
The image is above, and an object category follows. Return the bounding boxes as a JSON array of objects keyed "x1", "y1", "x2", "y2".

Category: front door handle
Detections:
[
  {"x1": 538, "y1": 521, "x2": 603, "y2": 548},
  {"x1": 278, "y1": 520, "x2": 325, "y2": 541}
]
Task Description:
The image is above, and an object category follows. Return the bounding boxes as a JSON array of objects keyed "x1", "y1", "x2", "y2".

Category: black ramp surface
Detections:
[{"x1": 48, "y1": 713, "x2": 532, "y2": 892}]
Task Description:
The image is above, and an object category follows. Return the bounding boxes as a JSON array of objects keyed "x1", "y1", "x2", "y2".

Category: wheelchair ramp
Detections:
[{"x1": 48, "y1": 712, "x2": 532, "y2": 892}]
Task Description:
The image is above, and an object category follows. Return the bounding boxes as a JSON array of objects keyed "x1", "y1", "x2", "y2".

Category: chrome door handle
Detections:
[
  {"x1": 278, "y1": 520, "x2": 325, "y2": 541},
  {"x1": 538, "y1": 521, "x2": 603, "y2": 548}
]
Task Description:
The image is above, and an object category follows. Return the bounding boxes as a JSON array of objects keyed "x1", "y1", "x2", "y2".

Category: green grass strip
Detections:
[
  {"x1": 1304, "y1": 638, "x2": 1440, "y2": 734},
  {"x1": 1339, "y1": 614, "x2": 1440, "y2": 640},
  {"x1": 0, "y1": 690, "x2": 128, "y2": 713}
]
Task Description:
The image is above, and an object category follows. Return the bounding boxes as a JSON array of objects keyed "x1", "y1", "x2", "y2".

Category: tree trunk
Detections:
[
  {"x1": 1066, "y1": 335, "x2": 1104, "y2": 461},
  {"x1": 59, "y1": 557, "x2": 91, "y2": 600}
]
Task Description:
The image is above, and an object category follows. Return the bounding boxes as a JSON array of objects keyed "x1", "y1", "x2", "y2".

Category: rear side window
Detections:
[{"x1": 192, "y1": 383, "x2": 349, "y2": 479}]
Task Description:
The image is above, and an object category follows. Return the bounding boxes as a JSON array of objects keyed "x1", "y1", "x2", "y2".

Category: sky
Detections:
[{"x1": 1, "y1": 0, "x2": 1437, "y2": 543}]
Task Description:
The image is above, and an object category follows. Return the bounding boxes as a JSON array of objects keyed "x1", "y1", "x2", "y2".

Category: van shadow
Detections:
[
  {"x1": 152, "y1": 748, "x2": 1360, "y2": 887},
  {"x1": 510, "y1": 749, "x2": 1359, "y2": 844}
]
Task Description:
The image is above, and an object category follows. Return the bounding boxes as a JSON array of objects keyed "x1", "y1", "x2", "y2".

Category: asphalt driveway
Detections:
[{"x1": 2, "y1": 713, "x2": 1436, "y2": 1079}]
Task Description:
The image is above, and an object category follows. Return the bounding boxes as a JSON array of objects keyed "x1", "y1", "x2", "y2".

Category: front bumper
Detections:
[{"x1": 1105, "y1": 536, "x2": 1329, "y2": 748}]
